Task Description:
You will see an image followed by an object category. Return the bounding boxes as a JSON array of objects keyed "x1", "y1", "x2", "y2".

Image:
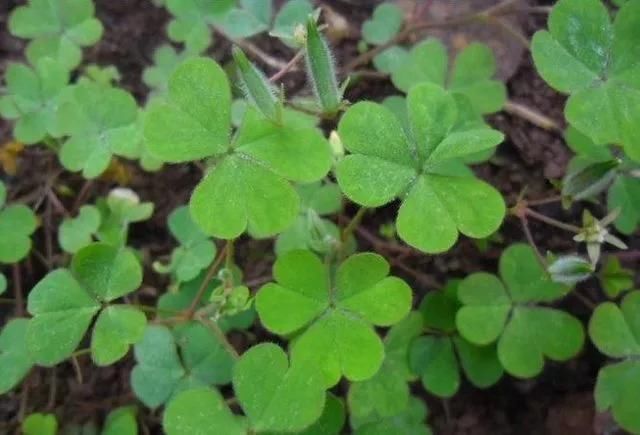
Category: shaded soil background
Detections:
[{"x1": 0, "y1": 0, "x2": 638, "y2": 434}]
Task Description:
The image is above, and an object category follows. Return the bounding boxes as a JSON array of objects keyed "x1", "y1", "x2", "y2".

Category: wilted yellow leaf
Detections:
[{"x1": 0, "y1": 140, "x2": 24, "y2": 175}]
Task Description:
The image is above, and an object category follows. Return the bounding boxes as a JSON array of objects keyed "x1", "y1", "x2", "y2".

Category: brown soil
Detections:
[{"x1": 0, "y1": 0, "x2": 637, "y2": 434}]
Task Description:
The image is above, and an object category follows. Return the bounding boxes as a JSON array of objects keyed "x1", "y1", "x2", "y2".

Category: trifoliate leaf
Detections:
[
  {"x1": 22, "y1": 413, "x2": 57, "y2": 435},
  {"x1": 143, "y1": 45, "x2": 198, "y2": 101},
  {"x1": 351, "y1": 396, "x2": 432, "y2": 435},
  {"x1": 348, "y1": 313, "x2": 423, "y2": 419},
  {"x1": 57, "y1": 82, "x2": 139, "y2": 178},
  {"x1": 532, "y1": 0, "x2": 640, "y2": 161},
  {"x1": 166, "y1": 0, "x2": 234, "y2": 52},
  {"x1": 233, "y1": 343, "x2": 326, "y2": 432},
  {"x1": 218, "y1": 0, "x2": 273, "y2": 38},
  {"x1": 103, "y1": 406, "x2": 138, "y2": 435},
  {"x1": 91, "y1": 305, "x2": 146, "y2": 366},
  {"x1": 163, "y1": 387, "x2": 245, "y2": 435},
  {"x1": 0, "y1": 201, "x2": 38, "y2": 263},
  {"x1": 0, "y1": 319, "x2": 33, "y2": 394},
  {"x1": 336, "y1": 83, "x2": 505, "y2": 253},
  {"x1": 589, "y1": 291, "x2": 640, "y2": 434},
  {"x1": 256, "y1": 251, "x2": 412, "y2": 386},
  {"x1": 131, "y1": 323, "x2": 235, "y2": 408},
  {"x1": 26, "y1": 243, "x2": 142, "y2": 366},
  {"x1": 362, "y1": 3, "x2": 404, "y2": 45},
  {"x1": 58, "y1": 205, "x2": 101, "y2": 253},
  {"x1": 0, "y1": 58, "x2": 70, "y2": 144},
  {"x1": 145, "y1": 58, "x2": 331, "y2": 238},
  {"x1": 599, "y1": 257, "x2": 634, "y2": 299},
  {"x1": 456, "y1": 244, "x2": 584, "y2": 378},
  {"x1": 391, "y1": 39, "x2": 506, "y2": 114},
  {"x1": 8, "y1": 0, "x2": 103, "y2": 69}
]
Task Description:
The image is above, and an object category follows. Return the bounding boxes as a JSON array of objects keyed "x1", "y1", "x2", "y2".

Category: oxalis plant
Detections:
[{"x1": 0, "y1": 0, "x2": 639, "y2": 434}]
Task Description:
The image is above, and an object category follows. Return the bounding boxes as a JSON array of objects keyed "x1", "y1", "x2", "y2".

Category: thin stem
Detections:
[
  {"x1": 269, "y1": 49, "x2": 304, "y2": 82},
  {"x1": 342, "y1": 207, "x2": 367, "y2": 243},
  {"x1": 572, "y1": 289, "x2": 597, "y2": 310},
  {"x1": 13, "y1": 263, "x2": 23, "y2": 317},
  {"x1": 520, "y1": 216, "x2": 547, "y2": 268},
  {"x1": 525, "y1": 208, "x2": 581, "y2": 233},
  {"x1": 71, "y1": 348, "x2": 91, "y2": 358},
  {"x1": 526, "y1": 195, "x2": 563, "y2": 206},
  {"x1": 197, "y1": 314, "x2": 240, "y2": 359},
  {"x1": 184, "y1": 242, "x2": 229, "y2": 319},
  {"x1": 214, "y1": 27, "x2": 287, "y2": 70},
  {"x1": 504, "y1": 100, "x2": 562, "y2": 132}
]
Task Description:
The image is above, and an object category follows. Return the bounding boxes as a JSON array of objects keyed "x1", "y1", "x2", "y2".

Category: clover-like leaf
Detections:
[
  {"x1": 22, "y1": 413, "x2": 58, "y2": 435},
  {"x1": 218, "y1": 0, "x2": 273, "y2": 39},
  {"x1": 166, "y1": 0, "x2": 234, "y2": 52},
  {"x1": 608, "y1": 175, "x2": 640, "y2": 234},
  {"x1": 298, "y1": 393, "x2": 346, "y2": 435},
  {"x1": 92, "y1": 305, "x2": 147, "y2": 366},
  {"x1": 102, "y1": 406, "x2": 138, "y2": 435},
  {"x1": 131, "y1": 323, "x2": 235, "y2": 408},
  {"x1": 0, "y1": 58, "x2": 69, "y2": 144},
  {"x1": 456, "y1": 244, "x2": 585, "y2": 378},
  {"x1": 589, "y1": 291, "x2": 640, "y2": 434},
  {"x1": 143, "y1": 45, "x2": 198, "y2": 100},
  {"x1": 0, "y1": 319, "x2": 34, "y2": 394},
  {"x1": 532, "y1": 0, "x2": 640, "y2": 161},
  {"x1": 348, "y1": 312, "x2": 422, "y2": 420},
  {"x1": 350, "y1": 396, "x2": 432, "y2": 435},
  {"x1": 26, "y1": 243, "x2": 142, "y2": 366},
  {"x1": 57, "y1": 82, "x2": 139, "y2": 178},
  {"x1": 155, "y1": 206, "x2": 217, "y2": 283},
  {"x1": 391, "y1": 39, "x2": 507, "y2": 114},
  {"x1": 163, "y1": 387, "x2": 245, "y2": 435},
  {"x1": 362, "y1": 3, "x2": 404, "y2": 45},
  {"x1": 0, "y1": 184, "x2": 38, "y2": 263},
  {"x1": 256, "y1": 250, "x2": 412, "y2": 386},
  {"x1": 96, "y1": 188, "x2": 154, "y2": 247},
  {"x1": 58, "y1": 205, "x2": 101, "y2": 253},
  {"x1": 599, "y1": 257, "x2": 634, "y2": 299},
  {"x1": 8, "y1": 0, "x2": 103, "y2": 69},
  {"x1": 336, "y1": 83, "x2": 505, "y2": 253},
  {"x1": 408, "y1": 281, "x2": 503, "y2": 398}
]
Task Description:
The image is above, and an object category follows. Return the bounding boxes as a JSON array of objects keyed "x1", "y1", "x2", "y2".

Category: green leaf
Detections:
[
  {"x1": 599, "y1": 257, "x2": 634, "y2": 299},
  {"x1": 410, "y1": 336, "x2": 459, "y2": 398},
  {"x1": 256, "y1": 251, "x2": 412, "y2": 386},
  {"x1": 58, "y1": 82, "x2": 139, "y2": 178},
  {"x1": 166, "y1": 0, "x2": 234, "y2": 52},
  {"x1": 532, "y1": 0, "x2": 640, "y2": 160},
  {"x1": 143, "y1": 45, "x2": 198, "y2": 100},
  {"x1": 233, "y1": 343, "x2": 326, "y2": 432},
  {"x1": 373, "y1": 46, "x2": 410, "y2": 74},
  {"x1": 362, "y1": 3, "x2": 404, "y2": 45},
  {"x1": 163, "y1": 387, "x2": 245, "y2": 435},
  {"x1": 26, "y1": 269, "x2": 101, "y2": 366},
  {"x1": 9, "y1": 0, "x2": 103, "y2": 69},
  {"x1": 22, "y1": 413, "x2": 57, "y2": 435},
  {"x1": 337, "y1": 84, "x2": 505, "y2": 253},
  {"x1": 219, "y1": 0, "x2": 273, "y2": 38},
  {"x1": 0, "y1": 58, "x2": 69, "y2": 144},
  {"x1": 145, "y1": 57, "x2": 231, "y2": 163},
  {"x1": 131, "y1": 323, "x2": 235, "y2": 408},
  {"x1": 562, "y1": 158, "x2": 620, "y2": 200},
  {"x1": 351, "y1": 396, "x2": 432, "y2": 435},
  {"x1": 59, "y1": 205, "x2": 101, "y2": 253},
  {"x1": 91, "y1": 305, "x2": 147, "y2": 366},
  {"x1": 590, "y1": 292, "x2": 640, "y2": 434},
  {"x1": 306, "y1": 18, "x2": 342, "y2": 113},
  {"x1": 456, "y1": 244, "x2": 584, "y2": 378},
  {"x1": 298, "y1": 393, "x2": 346, "y2": 435},
  {"x1": 0, "y1": 319, "x2": 33, "y2": 394},
  {"x1": 608, "y1": 175, "x2": 640, "y2": 234},
  {"x1": 103, "y1": 406, "x2": 138, "y2": 435},
  {"x1": 0, "y1": 273, "x2": 6, "y2": 295},
  {"x1": 391, "y1": 39, "x2": 506, "y2": 114},
  {"x1": 271, "y1": 0, "x2": 314, "y2": 46},
  {"x1": 0, "y1": 204, "x2": 38, "y2": 263}
]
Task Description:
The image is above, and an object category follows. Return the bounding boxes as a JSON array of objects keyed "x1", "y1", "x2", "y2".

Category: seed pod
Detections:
[
  {"x1": 547, "y1": 255, "x2": 594, "y2": 285},
  {"x1": 232, "y1": 46, "x2": 281, "y2": 123},
  {"x1": 305, "y1": 17, "x2": 341, "y2": 114},
  {"x1": 562, "y1": 159, "x2": 620, "y2": 200}
]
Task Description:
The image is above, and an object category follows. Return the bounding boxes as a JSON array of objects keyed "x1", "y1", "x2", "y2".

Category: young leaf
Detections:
[
  {"x1": 456, "y1": 244, "x2": 585, "y2": 378},
  {"x1": 589, "y1": 291, "x2": 640, "y2": 434},
  {"x1": 305, "y1": 18, "x2": 342, "y2": 113},
  {"x1": 391, "y1": 39, "x2": 507, "y2": 114},
  {"x1": 362, "y1": 3, "x2": 404, "y2": 45},
  {"x1": 0, "y1": 184, "x2": 38, "y2": 263},
  {"x1": 598, "y1": 257, "x2": 634, "y2": 299},
  {"x1": 233, "y1": 342, "x2": 326, "y2": 432},
  {"x1": 163, "y1": 387, "x2": 245, "y2": 435},
  {"x1": 26, "y1": 243, "x2": 143, "y2": 366},
  {"x1": 8, "y1": 0, "x2": 103, "y2": 69},
  {"x1": 0, "y1": 58, "x2": 69, "y2": 144},
  {"x1": 608, "y1": 175, "x2": 640, "y2": 234},
  {"x1": 58, "y1": 205, "x2": 101, "y2": 253},
  {"x1": 57, "y1": 82, "x2": 140, "y2": 178},
  {"x1": 547, "y1": 255, "x2": 594, "y2": 285},
  {"x1": 22, "y1": 413, "x2": 58, "y2": 435},
  {"x1": 102, "y1": 406, "x2": 138, "y2": 435},
  {"x1": 532, "y1": 0, "x2": 640, "y2": 161},
  {"x1": 271, "y1": 0, "x2": 313, "y2": 46},
  {"x1": 0, "y1": 319, "x2": 34, "y2": 394},
  {"x1": 96, "y1": 188, "x2": 154, "y2": 247},
  {"x1": 336, "y1": 83, "x2": 505, "y2": 253},
  {"x1": 131, "y1": 323, "x2": 235, "y2": 408},
  {"x1": 256, "y1": 250, "x2": 413, "y2": 386}
]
